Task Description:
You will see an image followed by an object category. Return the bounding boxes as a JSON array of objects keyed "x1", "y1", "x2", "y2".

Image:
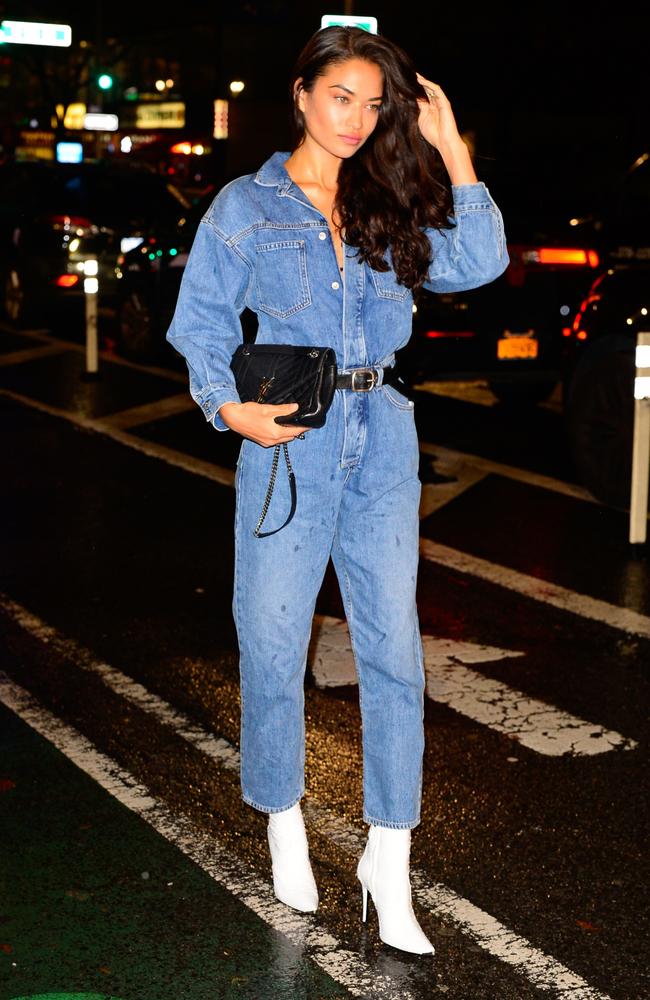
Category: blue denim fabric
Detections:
[
  {"x1": 167, "y1": 150, "x2": 509, "y2": 827},
  {"x1": 167, "y1": 150, "x2": 509, "y2": 432}
]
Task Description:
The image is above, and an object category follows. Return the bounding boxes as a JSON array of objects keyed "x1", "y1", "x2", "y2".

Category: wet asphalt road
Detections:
[{"x1": 1, "y1": 321, "x2": 649, "y2": 1000}]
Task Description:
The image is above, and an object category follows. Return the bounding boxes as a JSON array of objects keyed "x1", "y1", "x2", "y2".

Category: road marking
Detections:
[
  {"x1": 418, "y1": 440, "x2": 595, "y2": 504},
  {"x1": 418, "y1": 458, "x2": 488, "y2": 517},
  {"x1": 420, "y1": 539, "x2": 650, "y2": 639},
  {"x1": 99, "y1": 393, "x2": 196, "y2": 429},
  {"x1": 0, "y1": 389, "x2": 235, "y2": 488},
  {"x1": 3, "y1": 389, "x2": 649, "y2": 639},
  {"x1": 0, "y1": 675, "x2": 412, "y2": 1000},
  {"x1": 309, "y1": 615, "x2": 636, "y2": 756},
  {"x1": 0, "y1": 646, "x2": 616, "y2": 1000},
  {"x1": 0, "y1": 343, "x2": 72, "y2": 366},
  {"x1": 0, "y1": 322, "x2": 188, "y2": 384},
  {"x1": 310, "y1": 614, "x2": 524, "y2": 689},
  {"x1": 415, "y1": 378, "x2": 563, "y2": 416}
]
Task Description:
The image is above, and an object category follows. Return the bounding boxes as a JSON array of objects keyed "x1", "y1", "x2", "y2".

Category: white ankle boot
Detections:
[
  {"x1": 267, "y1": 801, "x2": 319, "y2": 912},
  {"x1": 356, "y1": 825, "x2": 435, "y2": 954}
]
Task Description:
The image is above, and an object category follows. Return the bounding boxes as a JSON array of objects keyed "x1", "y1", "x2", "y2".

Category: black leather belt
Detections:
[{"x1": 336, "y1": 365, "x2": 407, "y2": 392}]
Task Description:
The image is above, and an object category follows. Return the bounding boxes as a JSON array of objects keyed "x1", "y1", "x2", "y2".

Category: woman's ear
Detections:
[{"x1": 294, "y1": 79, "x2": 305, "y2": 112}]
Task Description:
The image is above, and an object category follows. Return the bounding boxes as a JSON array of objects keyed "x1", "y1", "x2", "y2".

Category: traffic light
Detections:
[{"x1": 97, "y1": 72, "x2": 113, "y2": 91}]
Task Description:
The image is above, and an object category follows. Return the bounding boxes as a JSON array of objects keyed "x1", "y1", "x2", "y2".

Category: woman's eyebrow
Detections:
[{"x1": 328, "y1": 84, "x2": 383, "y2": 101}]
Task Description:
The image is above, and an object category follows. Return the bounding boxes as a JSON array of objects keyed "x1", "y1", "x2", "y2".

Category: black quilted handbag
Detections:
[{"x1": 230, "y1": 343, "x2": 338, "y2": 537}]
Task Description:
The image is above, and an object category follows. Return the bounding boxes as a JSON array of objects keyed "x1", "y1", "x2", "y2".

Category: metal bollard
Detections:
[
  {"x1": 83, "y1": 258, "x2": 99, "y2": 378},
  {"x1": 628, "y1": 330, "x2": 650, "y2": 544}
]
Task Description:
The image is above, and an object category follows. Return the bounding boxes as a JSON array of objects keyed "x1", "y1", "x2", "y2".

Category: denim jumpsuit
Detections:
[{"x1": 167, "y1": 150, "x2": 509, "y2": 828}]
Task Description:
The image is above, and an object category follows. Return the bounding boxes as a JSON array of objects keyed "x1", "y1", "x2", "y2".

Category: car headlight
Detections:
[{"x1": 121, "y1": 237, "x2": 144, "y2": 253}]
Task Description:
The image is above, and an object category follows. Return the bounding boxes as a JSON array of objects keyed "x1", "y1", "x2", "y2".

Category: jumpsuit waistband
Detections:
[{"x1": 336, "y1": 364, "x2": 405, "y2": 392}]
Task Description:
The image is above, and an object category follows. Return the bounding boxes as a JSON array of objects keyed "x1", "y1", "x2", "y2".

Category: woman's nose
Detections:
[{"x1": 346, "y1": 105, "x2": 362, "y2": 129}]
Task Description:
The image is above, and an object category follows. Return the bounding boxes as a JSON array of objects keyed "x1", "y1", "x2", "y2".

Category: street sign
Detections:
[
  {"x1": 135, "y1": 102, "x2": 185, "y2": 129},
  {"x1": 320, "y1": 14, "x2": 378, "y2": 33},
  {"x1": 0, "y1": 20, "x2": 72, "y2": 47}
]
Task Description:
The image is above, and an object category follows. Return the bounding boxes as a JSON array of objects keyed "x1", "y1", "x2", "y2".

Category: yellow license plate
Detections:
[{"x1": 497, "y1": 336, "x2": 539, "y2": 360}]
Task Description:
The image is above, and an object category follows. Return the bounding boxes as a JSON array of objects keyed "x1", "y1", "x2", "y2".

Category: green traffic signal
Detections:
[{"x1": 98, "y1": 73, "x2": 113, "y2": 90}]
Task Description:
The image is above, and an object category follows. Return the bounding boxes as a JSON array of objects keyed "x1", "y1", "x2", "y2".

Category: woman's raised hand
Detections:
[
  {"x1": 218, "y1": 401, "x2": 311, "y2": 447},
  {"x1": 415, "y1": 73, "x2": 463, "y2": 152}
]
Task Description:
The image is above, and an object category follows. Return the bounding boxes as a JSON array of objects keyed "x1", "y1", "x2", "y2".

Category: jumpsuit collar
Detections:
[
  {"x1": 254, "y1": 150, "x2": 295, "y2": 197},
  {"x1": 254, "y1": 150, "x2": 331, "y2": 220}
]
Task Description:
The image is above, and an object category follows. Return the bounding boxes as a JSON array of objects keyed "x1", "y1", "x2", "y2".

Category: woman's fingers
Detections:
[{"x1": 416, "y1": 72, "x2": 445, "y2": 102}]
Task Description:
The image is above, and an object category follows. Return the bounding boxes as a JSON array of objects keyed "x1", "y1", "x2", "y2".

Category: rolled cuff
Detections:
[
  {"x1": 194, "y1": 384, "x2": 242, "y2": 432},
  {"x1": 450, "y1": 180, "x2": 498, "y2": 209}
]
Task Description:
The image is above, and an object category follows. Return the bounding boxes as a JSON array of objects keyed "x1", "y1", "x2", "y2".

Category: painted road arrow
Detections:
[{"x1": 308, "y1": 615, "x2": 637, "y2": 757}]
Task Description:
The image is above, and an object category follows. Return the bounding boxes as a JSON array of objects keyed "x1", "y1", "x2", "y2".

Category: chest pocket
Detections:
[
  {"x1": 369, "y1": 264, "x2": 411, "y2": 302},
  {"x1": 254, "y1": 240, "x2": 311, "y2": 318}
]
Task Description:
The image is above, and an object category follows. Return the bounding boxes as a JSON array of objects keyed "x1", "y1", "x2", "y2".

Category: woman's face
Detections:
[{"x1": 295, "y1": 58, "x2": 384, "y2": 158}]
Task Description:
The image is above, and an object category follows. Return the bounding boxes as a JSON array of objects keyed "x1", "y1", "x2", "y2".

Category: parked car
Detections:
[
  {"x1": 113, "y1": 186, "x2": 259, "y2": 360},
  {"x1": 563, "y1": 264, "x2": 649, "y2": 509},
  {"x1": 113, "y1": 190, "x2": 209, "y2": 360},
  {"x1": 397, "y1": 154, "x2": 609, "y2": 405},
  {"x1": 0, "y1": 158, "x2": 193, "y2": 327}
]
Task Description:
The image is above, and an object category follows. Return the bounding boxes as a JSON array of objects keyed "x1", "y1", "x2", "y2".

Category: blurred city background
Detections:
[
  {"x1": 2, "y1": 1, "x2": 648, "y2": 188},
  {"x1": 2, "y1": 6, "x2": 649, "y2": 999}
]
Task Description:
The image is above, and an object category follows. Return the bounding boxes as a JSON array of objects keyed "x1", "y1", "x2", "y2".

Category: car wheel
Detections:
[
  {"x1": 117, "y1": 291, "x2": 158, "y2": 360},
  {"x1": 564, "y1": 345, "x2": 634, "y2": 509},
  {"x1": 487, "y1": 377, "x2": 558, "y2": 407}
]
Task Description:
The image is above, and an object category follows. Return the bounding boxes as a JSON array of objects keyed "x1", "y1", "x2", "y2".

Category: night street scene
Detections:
[{"x1": 1, "y1": 2, "x2": 649, "y2": 999}]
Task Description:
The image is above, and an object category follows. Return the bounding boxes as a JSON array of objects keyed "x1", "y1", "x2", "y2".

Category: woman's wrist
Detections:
[
  {"x1": 218, "y1": 401, "x2": 243, "y2": 430},
  {"x1": 437, "y1": 138, "x2": 478, "y2": 185}
]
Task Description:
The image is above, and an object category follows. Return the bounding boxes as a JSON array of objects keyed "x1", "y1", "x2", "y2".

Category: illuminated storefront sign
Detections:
[{"x1": 135, "y1": 103, "x2": 185, "y2": 129}]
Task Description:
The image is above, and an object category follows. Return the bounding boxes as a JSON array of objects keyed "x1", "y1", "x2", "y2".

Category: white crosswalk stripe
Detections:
[
  {"x1": 308, "y1": 615, "x2": 637, "y2": 756},
  {"x1": 0, "y1": 659, "x2": 616, "y2": 1000}
]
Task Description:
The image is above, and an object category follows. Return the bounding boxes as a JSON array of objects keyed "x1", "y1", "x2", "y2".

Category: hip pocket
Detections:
[{"x1": 383, "y1": 384, "x2": 415, "y2": 410}]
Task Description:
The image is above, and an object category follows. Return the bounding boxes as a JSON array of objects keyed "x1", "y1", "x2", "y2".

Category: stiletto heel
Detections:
[
  {"x1": 361, "y1": 883, "x2": 368, "y2": 922},
  {"x1": 267, "y1": 801, "x2": 319, "y2": 912},
  {"x1": 356, "y1": 825, "x2": 434, "y2": 955}
]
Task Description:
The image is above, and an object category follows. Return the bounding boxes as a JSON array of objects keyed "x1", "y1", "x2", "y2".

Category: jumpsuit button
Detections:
[
  {"x1": 331, "y1": 281, "x2": 340, "y2": 290},
  {"x1": 318, "y1": 231, "x2": 327, "y2": 239}
]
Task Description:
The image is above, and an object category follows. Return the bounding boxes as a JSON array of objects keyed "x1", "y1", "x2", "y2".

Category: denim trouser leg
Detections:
[
  {"x1": 331, "y1": 474, "x2": 425, "y2": 829},
  {"x1": 331, "y1": 388, "x2": 425, "y2": 829},
  {"x1": 233, "y1": 429, "x2": 340, "y2": 814},
  {"x1": 232, "y1": 386, "x2": 425, "y2": 825}
]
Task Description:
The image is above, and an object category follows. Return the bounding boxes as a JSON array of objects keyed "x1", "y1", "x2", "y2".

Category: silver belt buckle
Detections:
[{"x1": 351, "y1": 367, "x2": 377, "y2": 391}]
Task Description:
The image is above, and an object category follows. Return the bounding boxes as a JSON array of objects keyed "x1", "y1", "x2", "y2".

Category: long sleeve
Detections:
[
  {"x1": 166, "y1": 217, "x2": 252, "y2": 431},
  {"x1": 422, "y1": 181, "x2": 509, "y2": 293}
]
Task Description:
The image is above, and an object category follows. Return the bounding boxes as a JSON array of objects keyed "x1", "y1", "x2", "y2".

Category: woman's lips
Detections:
[{"x1": 339, "y1": 135, "x2": 361, "y2": 145}]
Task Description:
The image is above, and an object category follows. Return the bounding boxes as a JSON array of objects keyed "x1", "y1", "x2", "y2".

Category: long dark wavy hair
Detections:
[{"x1": 288, "y1": 26, "x2": 455, "y2": 299}]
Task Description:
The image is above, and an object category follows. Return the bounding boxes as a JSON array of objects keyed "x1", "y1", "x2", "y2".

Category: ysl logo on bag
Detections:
[{"x1": 256, "y1": 376, "x2": 276, "y2": 402}]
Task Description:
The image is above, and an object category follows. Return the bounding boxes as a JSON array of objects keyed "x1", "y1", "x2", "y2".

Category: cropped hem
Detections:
[
  {"x1": 242, "y1": 788, "x2": 304, "y2": 814},
  {"x1": 364, "y1": 813, "x2": 420, "y2": 830}
]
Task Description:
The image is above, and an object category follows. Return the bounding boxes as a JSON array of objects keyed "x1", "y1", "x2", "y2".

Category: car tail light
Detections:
[
  {"x1": 45, "y1": 214, "x2": 93, "y2": 232},
  {"x1": 424, "y1": 330, "x2": 476, "y2": 339},
  {"x1": 508, "y1": 244, "x2": 600, "y2": 269},
  {"x1": 505, "y1": 244, "x2": 600, "y2": 287},
  {"x1": 568, "y1": 282, "x2": 604, "y2": 340},
  {"x1": 54, "y1": 274, "x2": 80, "y2": 288},
  {"x1": 535, "y1": 248, "x2": 600, "y2": 267}
]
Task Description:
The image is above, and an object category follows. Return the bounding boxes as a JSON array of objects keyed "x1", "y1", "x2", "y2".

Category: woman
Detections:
[{"x1": 167, "y1": 25, "x2": 508, "y2": 955}]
